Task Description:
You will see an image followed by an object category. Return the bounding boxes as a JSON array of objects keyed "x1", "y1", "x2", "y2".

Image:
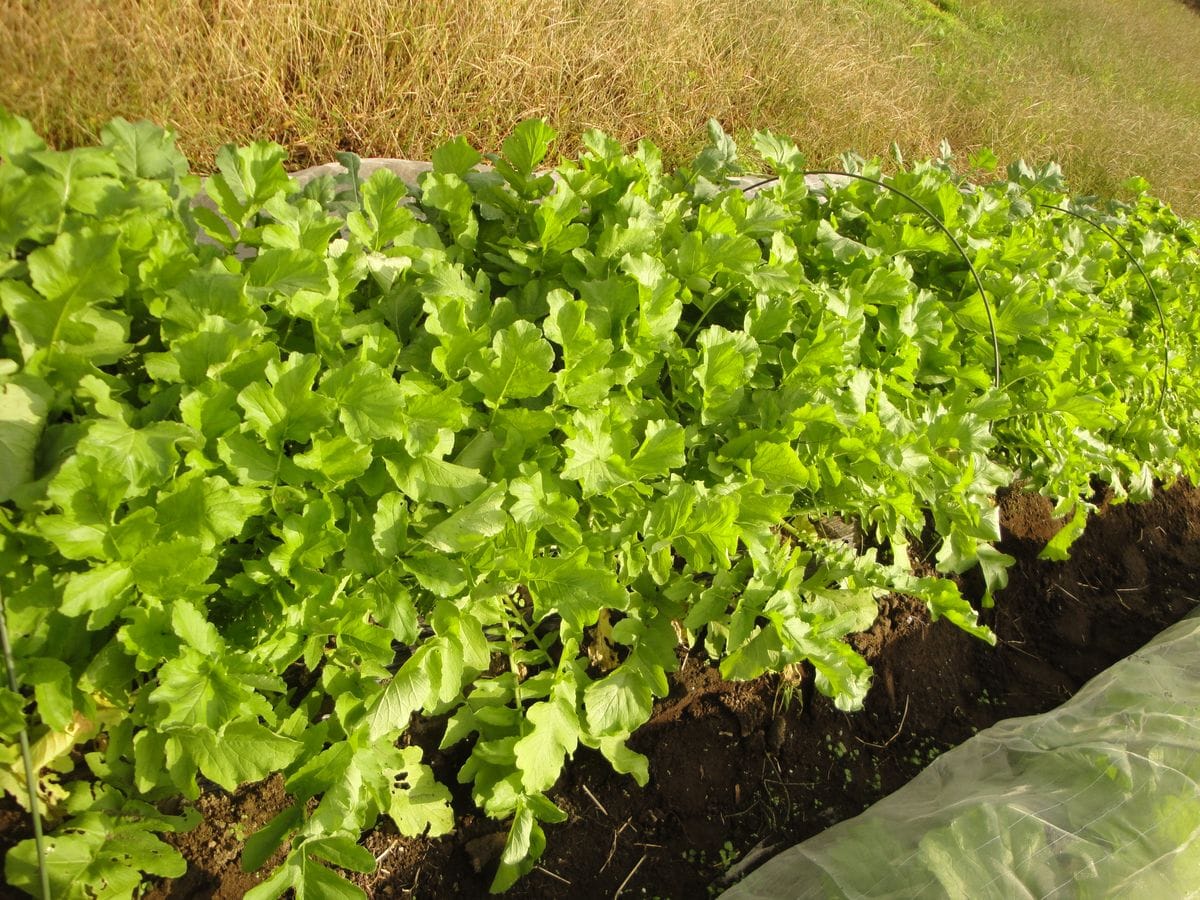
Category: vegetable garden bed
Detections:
[
  {"x1": 6, "y1": 481, "x2": 1193, "y2": 897},
  {"x1": 1, "y1": 112, "x2": 1198, "y2": 898}
]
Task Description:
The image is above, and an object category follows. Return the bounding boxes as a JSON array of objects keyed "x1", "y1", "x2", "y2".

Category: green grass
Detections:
[{"x1": 2, "y1": 0, "x2": 1199, "y2": 212}]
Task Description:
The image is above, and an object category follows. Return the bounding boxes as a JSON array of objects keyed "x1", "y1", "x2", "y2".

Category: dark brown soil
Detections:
[{"x1": 4, "y1": 483, "x2": 1199, "y2": 899}]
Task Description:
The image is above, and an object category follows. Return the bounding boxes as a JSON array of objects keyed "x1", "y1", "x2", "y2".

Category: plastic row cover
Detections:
[{"x1": 722, "y1": 608, "x2": 1200, "y2": 899}]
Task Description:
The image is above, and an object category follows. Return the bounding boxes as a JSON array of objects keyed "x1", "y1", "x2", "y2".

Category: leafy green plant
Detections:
[{"x1": 0, "y1": 109, "x2": 1197, "y2": 897}]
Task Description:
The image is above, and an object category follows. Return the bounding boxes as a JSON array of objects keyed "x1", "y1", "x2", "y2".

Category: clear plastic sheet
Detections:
[{"x1": 721, "y1": 609, "x2": 1200, "y2": 899}]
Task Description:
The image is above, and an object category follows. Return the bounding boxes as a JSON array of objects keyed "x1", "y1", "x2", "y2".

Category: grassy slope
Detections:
[{"x1": 1, "y1": 0, "x2": 1198, "y2": 212}]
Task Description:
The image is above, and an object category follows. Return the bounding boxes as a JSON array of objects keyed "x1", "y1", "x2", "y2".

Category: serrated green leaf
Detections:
[
  {"x1": 175, "y1": 721, "x2": 302, "y2": 793},
  {"x1": 629, "y1": 420, "x2": 685, "y2": 480},
  {"x1": 73, "y1": 418, "x2": 193, "y2": 498},
  {"x1": 514, "y1": 682, "x2": 580, "y2": 793},
  {"x1": 583, "y1": 664, "x2": 654, "y2": 737},
  {"x1": 422, "y1": 483, "x2": 508, "y2": 553},
  {"x1": 6, "y1": 811, "x2": 187, "y2": 900},
  {"x1": 206, "y1": 140, "x2": 290, "y2": 224},
  {"x1": 156, "y1": 472, "x2": 264, "y2": 551},
  {"x1": 696, "y1": 326, "x2": 759, "y2": 423},
  {"x1": 320, "y1": 358, "x2": 407, "y2": 442},
  {"x1": 1039, "y1": 504, "x2": 1089, "y2": 562},
  {"x1": 293, "y1": 434, "x2": 373, "y2": 486},
  {"x1": 501, "y1": 120, "x2": 557, "y2": 178},
  {"x1": 237, "y1": 352, "x2": 332, "y2": 446},
  {"x1": 387, "y1": 454, "x2": 487, "y2": 508},
  {"x1": 150, "y1": 647, "x2": 272, "y2": 730},
  {"x1": 365, "y1": 650, "x2": 433, "y2": 740},
  {"x1": 245, "y1": 844, "x2": 368, "y2": 900},
  {"x1": 131, "y1": 539, "x2": 217, "y2": 599},
  {"x1": 468, "y1": 321, "x2": 555, "y2": 407},
  {"x1": 749, "y1": 442, "x2": 811, "y2": 490},
  {"x1": 345, "y1": 167, "x2": 415, "y2": 250},
  {"x1": 561, "y1": 408, "x2": 634, "y2": 496},
  {"x1": 100, "y1": 117, "x2": 188, "y2": 182},
  {"x1": 432, "y1": 135, "x2": 483, "y2": 177},
  {"x1": 528, "y1": 549, "x2": 628, "y2": 631},
  {"x1": 246, "y1": 248, "x2": 333, "y2": 305},
  {"x1": 388, "y1": 746, "x2": 455, "y2": 837},
  {"x1": 60, "y1": 562, "x2": 134, "y2": 629},
  {"x1": 3, "y1": 229, "x2": 130, "y2": 371}
]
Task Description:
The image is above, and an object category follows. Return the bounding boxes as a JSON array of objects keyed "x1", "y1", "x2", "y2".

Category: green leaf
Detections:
[
  {"x1": 748, "y1": 442, "x2": 811, "y2": 490},
  {"x1": 306, "y1": 835, "x2": 376, "y2": 873},
  {"x1": 242, "y1": 805, "x2": 304, "y2": 873},
  {"x1": 491, "y1": 797, "x2": 549, "y2": 893},
  {"x1": 629, "y1": 420, "x2": 685, "y2": 480},
  {"x1": 0, "y1": 108, "x2": 47, "y2": 160},
  {"x1": 246, "y1": 248, "x2": 333, "y2": 305},
  {"x1": 371, "y1": 493, "x2": 410, "y2": 559},
  {"x1": 150, "y1": 647, "x2": 273, "y2": 730},
  {"x1": 6, "y1": 811, "x2": 187, "y2": 900},
  {"x1": 643, "y1": 483, "x2": 741, "y2": 574},
  {"x1": 293, "y1": 434, "x2": 373, "y2": 486},
  {"x1": 156, "y1": 472, "x2": 264, "y2": 551},
  {"x1": 365, "y1": 650, "x2": 433, "y2": 740},
  {"x1": 100, "y1": 117, "x2": 188, "y2": 182},
  {"x1": 345, "y1": 168, "x2": 416, "y2": 249},
  {"x1": 468, "y1": 321, "x2": 556, "y2": 407},
  {"x1": 596, "y1": 736, "x2": 649, "y2": 786},
  {"x1": 1040, "y1": 504, "x2": 1089, "y2": 562},
  {"x1": 237, "y1": 352, "x2": 332, "y2": 446},
  {"x1": 387, "y1": 454, "x2": 487, "y2": 508},
  {"x1": 752, "y1": 130, "x2": 805, "y2": 174},
  {"x1": 175, "y1": 721, "x2": 302, "y2": 793},
  {"x1": 623, "y1": 253, "x2": 682, "y2": 348},
  {"x1": 206, "y1": 140, "x2": 290, "y2": 224},
  {"x1": 0, "y1": 686, "x2": 24, "y2": 740},
  {"x1": 60, "y1": 562, "x2": 134, "y2": 629},
  {"x1": 514, "y1": 680, "x2": 580, "y2": 793},
  {"x1": 3, "y1": 229, "x2": 131, "y2": 371},
  {"x1": 131, "y1": 539, "x2": 217, "y2": 599},
  {"x1": 561, "y1": 408, "x2": 634, "y2": 497},
  {"x1": 528, "y1": 549, "x2": 628, "y2": 631},
  {"x1": 422, "y1": 484, "x2": 508, "y2": 553},
  {"x1": 268, "y1": 498, "x2": 346, "y2": 577},
  {"x1": 584, "y1": 663, "x2": 655, "y2": 737},
  {"x1": 388, "y1": 746, "x2": 455, "y2": 837},
  {"x1": 320, "y1": 358, "x2": 407, "y2": 442},
  {"x1": 245, "y1": 843, "x2": 368, "y2": 900},
  {"x1": 0, "y1": 376, "x2": 48, "y2": 501},
  {"x1": 501, "y1": 119, "x2": 557, "y2": 178},
  {"x1": 695, "y1": 326, "x2": 759, "y2": 423},
  {"x1": 75, "y1": 418, "x2": 193, "y2": 498},
  {"x1": 693, "y1": 118, "x2": 740, "y2": 181},
  {"x1": 24, "y1": 657, "x2": 75, "y2": 732},
  {"x1": 432, "y1": 135, "x2": 483, "y2": 176}
]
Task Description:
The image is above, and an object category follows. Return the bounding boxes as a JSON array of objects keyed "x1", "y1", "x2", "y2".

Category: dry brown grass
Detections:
[{"x1": 2, "y1": 0, "x2": 1199, "y2": 212}]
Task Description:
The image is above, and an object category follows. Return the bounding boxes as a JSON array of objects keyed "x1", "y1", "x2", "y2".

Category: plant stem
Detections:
[{"x1": 0, "y1": 587, "x2": 50, "y2": 900}]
